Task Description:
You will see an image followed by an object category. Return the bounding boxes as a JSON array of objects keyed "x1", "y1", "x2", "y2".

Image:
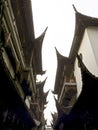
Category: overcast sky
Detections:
[{"x1": 31, "y1": 0, "x2": 98, "y2": 125}]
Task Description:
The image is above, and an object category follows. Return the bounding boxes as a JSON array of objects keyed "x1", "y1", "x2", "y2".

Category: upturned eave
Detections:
[{"x1": 69, "y1": 11, "x2": 98, "y2": 63}]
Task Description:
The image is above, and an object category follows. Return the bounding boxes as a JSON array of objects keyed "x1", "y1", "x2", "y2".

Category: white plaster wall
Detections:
[
  {"x1": 87, "y1": 27, "x2": 98, "y2": 67},
  {"x1": 74, "y1": 28, "x2": 98, "y2": 97}
]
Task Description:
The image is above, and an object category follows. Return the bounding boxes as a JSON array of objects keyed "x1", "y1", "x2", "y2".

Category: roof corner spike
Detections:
[
  {"x1": 43, "y1": 26, "x2": 48, "y2": 35},
  {"x1": 72, "y1": 4, "x2": 77, "y2": 13},
  {"x1": 45, "y1": 26, "x2": 48, "y2": 32},
  {"x1": 41, "y1": 26, "x2": 48, "y2": 38}
]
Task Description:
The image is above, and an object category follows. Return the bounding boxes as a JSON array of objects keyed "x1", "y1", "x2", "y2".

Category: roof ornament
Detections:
[
  {"x1": 36, "y1": 26, "x2": 48, "y2": 40},
  {"x1": 72, "y1": 4, "x2": 78, "y2": 13}
]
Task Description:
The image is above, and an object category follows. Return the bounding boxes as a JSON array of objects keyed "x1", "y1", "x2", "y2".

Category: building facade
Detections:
[
  {"x1": 0, "y1": 0, "x2": 48, "y2": 129},
  {"x1": 53, "y1": 8, "x2": 98, "y2": 130}
]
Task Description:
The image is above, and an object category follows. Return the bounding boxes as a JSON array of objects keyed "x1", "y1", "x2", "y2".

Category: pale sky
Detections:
[{"x1": 31, "y1": 0, "x2": 98, "y2": 125}]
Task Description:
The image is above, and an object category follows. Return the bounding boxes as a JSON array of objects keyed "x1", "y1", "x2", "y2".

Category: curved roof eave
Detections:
[
  {"x1": 69, "y1": 11, "x2": 98, "y2": 63},
  {"x1": 54, "y1": 48, "x2": 71, "y2": 94},
  {"x1": 34, "y1": 27, "x2": 48, "y2": 74},
  {"x1": 55, "y1": 47, "x2": 69, "y2": 65},
  {"x1": 36, "y1": 77, "x2": 47, "y2": 89}
]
